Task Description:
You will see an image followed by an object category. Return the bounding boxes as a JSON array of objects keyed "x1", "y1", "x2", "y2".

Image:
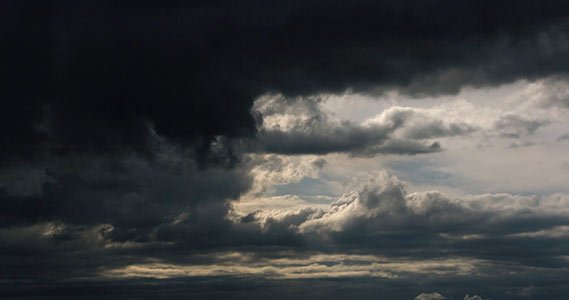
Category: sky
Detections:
[{"x1": 2, "y1": 1, "x2": 569, "y2": 299}]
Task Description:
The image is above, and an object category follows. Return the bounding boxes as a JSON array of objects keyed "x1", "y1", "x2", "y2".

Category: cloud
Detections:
[
  {"x1": 517, "y1": 285, "x2": 538, "y2": 298},
  {"x1": 253, "y1": 94, "x2": 558, "y2": 157},
  {"x1": 463, "y1": 295, "x2": 484, "y2": 300},
  {"x1": 3, "y1": 2, "x2": 569, "y2": 298},
  {"x1": 556, "y1": 133, "x2": 569, "y2": 142},
  {"x1": 3, "y1": 1, "x2": 569, "y2": 161},
  {"x1": 415, "y1": 292, "x2": 447, "y2": 300},
  {"x1": 0, "y1": 154, "x2": 251, "y2": 228},
  {"x1": 0, "y1": 150, "x2": 254, "y2": 282},
  {"x1": 245, "y1": 154, "x2": 327, "y2": 195},
  {"x1": 493, "y1": 114, "x2": 548, "y2": 138},
  {"x1": 524, "y1": 78, "x2": 569, "y2": 108},
  {"x1": 363, "y1": 107, "x2": 475, "y2": 140},
  {"x1": 245, "y1": 172, "x2": 569, "y2": 267},
  {"x1": 507, "y1": 141, "x2": 535, "y2": 149},
  {"x1": 102, "y1": 253, "x2": 402, "y2": 280},
  {"x1": 253, "y1": 95, "x2": 477, "y2": 156}
]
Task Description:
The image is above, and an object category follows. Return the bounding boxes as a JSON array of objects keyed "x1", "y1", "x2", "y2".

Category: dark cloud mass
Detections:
[
  {"x1": 2, "y1": 1, "x2": 569, "y2": 299},
  {"x1": 2, "y1": 0, "x2": 569, "y2": 160}
]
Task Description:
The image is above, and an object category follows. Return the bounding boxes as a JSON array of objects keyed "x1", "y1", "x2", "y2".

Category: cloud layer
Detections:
[{"x1": 3, "y1": 1, "x2": 569, "y2": 299}]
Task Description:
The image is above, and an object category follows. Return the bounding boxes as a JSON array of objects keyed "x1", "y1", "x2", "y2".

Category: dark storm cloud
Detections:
[{"x1": 2, "y1": 0, "x2": 569, "y2": 160}]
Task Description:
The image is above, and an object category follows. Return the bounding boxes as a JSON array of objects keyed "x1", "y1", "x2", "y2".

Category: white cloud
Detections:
[{"x1": 415, "y1": 292, "x2": 447, "y2": 300}]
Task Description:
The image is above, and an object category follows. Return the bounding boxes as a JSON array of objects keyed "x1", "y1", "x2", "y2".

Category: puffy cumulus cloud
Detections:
[
  {"x1": 232, "y1": 152, "x2": 332, "y2": 213},
  {"x1": 245, "y1": 153, "x2": 327, "y2": 195},
  {"x1": 250, "y1": 207, "x2": 325, "y2": 235},
  {"x1": 463, "y1": 295, "x2": 484, "y2": 300},
  {"x1": 415, "y1": 292, "x2": 447, "y2": 300},
  {"x1": 303, "y1": 175, "x2": 569, "y2": 237},
  {"x1": 244, "y1": 172, "x2": 569, "y2": 266}
]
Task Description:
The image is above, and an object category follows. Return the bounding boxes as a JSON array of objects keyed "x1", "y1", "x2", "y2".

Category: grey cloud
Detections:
[
  {"x1": 256, "y1": 122, "x2": 398, "y2": 155},
  {"x1": 253, "y1": 97, "x2": 473, "y2": 156},
  {"x1": 253, "y1": 95, "x2": 399, "y2": 155},
  {"x1": 556, "y1": 133, "x2": 569, "y2": 142},
  {"x1": 400, "y1": 121, "x2": 474, "y2": 140},
  {"x1": 507, "y1": 141, "x2": 535, "y2": 149},
  {"x1": 256, "y1": 125, "x2": 442, "y2": 156},
  {"x1": 358, "y1": 139, "x2": 441, "y2": 156},
  {"x1": 373, "y1": 107, "x2": 475, "y2": 140},
  {"x1": 493, "y1": 114, "x2": 548, "y2": 138}
]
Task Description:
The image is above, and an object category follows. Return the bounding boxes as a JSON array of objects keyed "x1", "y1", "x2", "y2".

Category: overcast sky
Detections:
[{"x1": 2, "y1": 1, "x2": 569, "y2": 299}]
